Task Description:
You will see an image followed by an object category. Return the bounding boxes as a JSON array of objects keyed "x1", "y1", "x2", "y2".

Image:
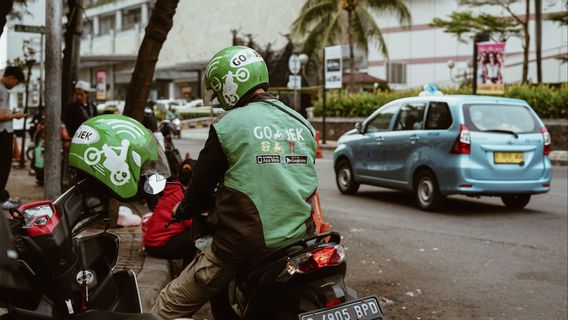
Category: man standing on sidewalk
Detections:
[
  {"x1": 63, "y1": 80, "x2": 97, "y2": 137},
  {"x1": 0, "y1": 66, "x2": 26, "y2": 208}
]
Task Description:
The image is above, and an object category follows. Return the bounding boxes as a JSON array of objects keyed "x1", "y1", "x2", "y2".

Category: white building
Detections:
[{"x1": 367, "y1": 0, "x2": 568, "y2": 88}]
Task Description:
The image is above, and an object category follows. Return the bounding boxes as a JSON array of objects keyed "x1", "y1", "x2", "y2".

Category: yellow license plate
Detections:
[{"x1": 494, "y1": 152, "x2": 524, "y2": 164}]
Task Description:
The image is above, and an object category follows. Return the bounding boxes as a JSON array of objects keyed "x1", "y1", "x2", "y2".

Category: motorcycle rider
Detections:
[{"x1": 150, "y1": 45, "x2": 319, "y2": 318}]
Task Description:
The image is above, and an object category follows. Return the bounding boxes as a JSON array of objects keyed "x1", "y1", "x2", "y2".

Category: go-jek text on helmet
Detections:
[
  {"x1": 204, "y1": 45, "x2": 269, "y2": 110},
  {"x1": 68, "y1": 114, "x2": 170, "y2": 199}
]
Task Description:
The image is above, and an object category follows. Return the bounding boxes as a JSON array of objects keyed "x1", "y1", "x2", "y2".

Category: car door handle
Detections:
[
  {"x1": 409, "y1": 135, "x2": 420, "y2": 143},
  {"x1": 375, "y1": 137, "x2": 384, "y2": 144}
]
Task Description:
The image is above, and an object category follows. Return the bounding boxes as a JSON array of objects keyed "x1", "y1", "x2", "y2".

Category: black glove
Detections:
[{"x1": 174, "y1": 201, "x2": 187, "y2": 221}]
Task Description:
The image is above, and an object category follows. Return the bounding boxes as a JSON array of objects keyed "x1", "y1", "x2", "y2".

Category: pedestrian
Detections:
[
  {"x1": 142, "y1": 157, "x2": 198, "y2": 267},
  {"x1": 63, "y1": 80, "x2": 97, "y2": 137},
  {"x1": 0, "y1": 66, "x2": 26, "y2": 209},
  {"x1": 150, "y1": 45, "x2": 319, "y2": 318}
]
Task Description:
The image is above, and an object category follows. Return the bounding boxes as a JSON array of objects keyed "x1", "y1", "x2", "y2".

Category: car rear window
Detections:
[{"x1": 463, "y1": 104, "x2": 541, "y2": 134}]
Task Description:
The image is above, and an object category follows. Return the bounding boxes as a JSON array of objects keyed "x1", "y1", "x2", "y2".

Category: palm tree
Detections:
[{"x1": 291, "y1": 0, "x2": 411, "y2": 87}]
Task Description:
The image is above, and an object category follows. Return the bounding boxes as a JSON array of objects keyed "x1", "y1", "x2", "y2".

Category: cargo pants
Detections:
[{"x1": 150, "y1": 247, "x2": 240, "y2": 319}]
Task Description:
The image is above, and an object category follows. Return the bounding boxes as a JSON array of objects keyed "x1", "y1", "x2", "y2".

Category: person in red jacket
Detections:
[{"x1": 143, "y1": 158, "x2": 197, "y2": 264}]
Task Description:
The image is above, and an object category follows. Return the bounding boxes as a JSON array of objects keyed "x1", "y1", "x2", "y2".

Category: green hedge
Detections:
[{"x1": 313, "y1": 84, "x2": 567, "y2": 119}]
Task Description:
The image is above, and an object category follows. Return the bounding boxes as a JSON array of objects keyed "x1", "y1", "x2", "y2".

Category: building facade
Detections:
[
  {"x1": 366, "y1": 0, "x2": 567, "y2": 89},
  {"x1": 1, "y1": 0, "x2": 566, "y2": 108}
]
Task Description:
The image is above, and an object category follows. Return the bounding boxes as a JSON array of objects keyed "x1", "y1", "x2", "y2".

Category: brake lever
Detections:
[{"x1": 8, "y1": 208, "x2": 22, "y2": 219}]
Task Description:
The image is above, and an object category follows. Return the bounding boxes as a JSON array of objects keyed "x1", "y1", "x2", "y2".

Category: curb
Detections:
[
  {"x1": 549, "y1": 150, "x2": 568, "y2": 166},
  {"x1": 127, "y1": 201, "x2": 171, "y2": 312},
  {"x1": 137, "y1": 255, "x2": 171, "y2": 312}
]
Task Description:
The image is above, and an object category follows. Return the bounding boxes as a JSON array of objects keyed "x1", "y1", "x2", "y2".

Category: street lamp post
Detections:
[{"x1": 447, "y1": 59, "x2": 473, "y2": 85}]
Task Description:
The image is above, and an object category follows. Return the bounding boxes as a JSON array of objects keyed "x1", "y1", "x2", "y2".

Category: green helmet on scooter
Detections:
[
  {"x1": 68, "y1": 114, "x2": 170, "y2": 199},
  {"x1": 204, "y1": 45, "x2": 269, "y2": 110}
]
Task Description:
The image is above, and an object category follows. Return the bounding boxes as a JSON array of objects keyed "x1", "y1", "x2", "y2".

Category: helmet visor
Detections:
[
  {"x1": 140, "y1": 135, "x2": 171, "y2": 178},
  {"x1": 141, "y1": 135, "x2": 170, "y2": 194}
]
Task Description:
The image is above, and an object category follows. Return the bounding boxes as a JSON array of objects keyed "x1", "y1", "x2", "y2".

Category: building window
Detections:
[
  {"x1": 123, "y1": 7, "x2": 142, "y2": 30},
  {"x1": 99, "y1": 14, "x2": 115, "y2": 35},
  {"x1": 386, "y1": 62, "x2": 407, "y2": 84}
]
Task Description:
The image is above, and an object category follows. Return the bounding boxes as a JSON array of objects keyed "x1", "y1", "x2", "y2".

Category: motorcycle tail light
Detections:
[
  {"x1": 325, "y1": 298, "x2": 344, "y2": 307},
  {"x1": 276, "y1": 245, "x2": 345, "y2": 282}
]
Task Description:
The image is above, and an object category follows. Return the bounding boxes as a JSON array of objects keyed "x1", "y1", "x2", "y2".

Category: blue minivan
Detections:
[{"x1": 333, "y1": 94, "x2": 552, "y2": 211}]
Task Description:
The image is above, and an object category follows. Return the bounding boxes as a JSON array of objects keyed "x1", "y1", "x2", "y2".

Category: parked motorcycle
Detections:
[
  {"x1": 0, "y1": 195, "x2": 159, "y2": 320},
  {"x1": 0, "y1": 114, "x2": 170, "y2": 318},
  {"x1": 0, "y1": 178, "x2": 160, "y2": 319}
]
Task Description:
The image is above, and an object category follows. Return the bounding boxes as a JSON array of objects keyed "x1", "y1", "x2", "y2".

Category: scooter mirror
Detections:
[{"x1": 144, "y1": 174, "x2": 167, "y2": 195}]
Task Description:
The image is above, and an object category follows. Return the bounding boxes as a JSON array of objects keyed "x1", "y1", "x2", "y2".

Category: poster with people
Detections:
[
  {"x1": 476, "y1": 42, "x2": 505, "y2": 95},
  {"x1": 96, "y1": 71, "x2": 107, "y2": 100}
]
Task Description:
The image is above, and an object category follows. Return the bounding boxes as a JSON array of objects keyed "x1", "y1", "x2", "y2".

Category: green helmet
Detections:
[
  {"x1": 204, "y1": 45, "x2": 269, "y2": 110},
  {"x1": 68, "y1": 114, "x2": 170, "y2": 199}
]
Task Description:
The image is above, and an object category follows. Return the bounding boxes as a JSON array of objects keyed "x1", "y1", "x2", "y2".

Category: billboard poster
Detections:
[
  {"x1": 476, "y1": 41, "x2": 505, "y2": 95},
  {"x1": 325, "y1": 45, "x2": 342, "y2": 89},
  {"x1": 96, "y1": 71, "x2": 107, "y2": 100}
]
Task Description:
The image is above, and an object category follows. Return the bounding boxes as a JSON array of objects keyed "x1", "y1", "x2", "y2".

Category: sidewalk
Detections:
[{"x1": 2, "y1": 164, "x2": 170, "y2": 312}]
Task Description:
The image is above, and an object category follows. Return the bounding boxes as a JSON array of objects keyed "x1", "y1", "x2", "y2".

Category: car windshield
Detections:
[{"x1": 463, "y1": 104, "x2": 540, "y2": 134}]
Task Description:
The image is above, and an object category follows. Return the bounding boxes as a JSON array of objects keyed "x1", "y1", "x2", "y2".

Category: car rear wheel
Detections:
[
  {"x1": 414, "y1": 170, "x2": 445, "y2": 211},
  {"x1": 335, "y1": 160, "x2": 359, "y2": 194},
  {"x1": 501, "y1": 194, "x2": 531, "y2": 209}
]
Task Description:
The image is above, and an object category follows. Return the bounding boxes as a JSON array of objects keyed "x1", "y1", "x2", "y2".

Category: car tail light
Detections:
[
  {"x1": 276, "y1": 245, "x2": 345, "y2": 282},
  {"x1": 543, "y1": 183, "x2": 550, "y2": 187},
  {"x1": 451, "y1": 124, "x2": 471, "y2": 154},
  {"x1": 541, "y1": 127, "x2": 551, "y2": 156}
]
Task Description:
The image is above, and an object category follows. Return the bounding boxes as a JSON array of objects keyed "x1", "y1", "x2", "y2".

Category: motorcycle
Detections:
[
  {"x1": 188, "y1": 213, "x2": 386, "y2": 320},
  {"x1": 159, "y1": 121, "x2": 183, "y2": 178},
  {"x1": 0, "y1": 176, "x2": 161, "y2": 319}
]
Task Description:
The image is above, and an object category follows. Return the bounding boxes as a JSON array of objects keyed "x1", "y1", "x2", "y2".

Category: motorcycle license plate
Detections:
[{"x1": 298, "y1": 295, "x2": 384, "y2": 320}]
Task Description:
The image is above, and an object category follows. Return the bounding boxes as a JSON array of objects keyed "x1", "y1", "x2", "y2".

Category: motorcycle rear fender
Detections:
[{"x1": 242, "y1": 274, "x2": 354, "y2": 318}]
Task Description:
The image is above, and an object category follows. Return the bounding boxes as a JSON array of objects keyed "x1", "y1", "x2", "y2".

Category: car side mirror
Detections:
[{"x1": 355, "y1": 122, "x2": 363, "y2": 134}]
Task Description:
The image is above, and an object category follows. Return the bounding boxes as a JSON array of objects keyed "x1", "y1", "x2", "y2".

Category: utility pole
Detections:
[
  {"x1": 44, "y1": 1, "x2": 63, "y2": 200},
  {"x1": 535, "y1": 0, "x2": 542, "y2": 83},
  {"x1": 62, "y1": 0, "x2": 84, "y2": 108}
]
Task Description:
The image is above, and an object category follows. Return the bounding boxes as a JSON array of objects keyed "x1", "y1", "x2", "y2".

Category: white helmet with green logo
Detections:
[
  {"x1": 204, "y1": 45, "x2": 269, "y2": 110},
  {"x1": 68, "y1": 114, "x2": 170, "y2": 199}
]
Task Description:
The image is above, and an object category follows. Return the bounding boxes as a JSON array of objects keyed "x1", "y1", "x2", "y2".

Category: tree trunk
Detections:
[
  {"x1": 521, "y1": 0, "x2": 530, "y2": 84},
  {"x1": 535, "y1": 0, "x2": 542, "y2": 83},
  {"x1": 0, "y1": 0, "x2": 14, "y2": 38},
  {"x1": 62, "y1": 0, "x2": 83, "y2": 110},
  {"x1": 123, "y1": 0, "x2": 180, "y2": 121},
  {"x1": 347, "y1": 10, "x2": 355, "y2": 89}
]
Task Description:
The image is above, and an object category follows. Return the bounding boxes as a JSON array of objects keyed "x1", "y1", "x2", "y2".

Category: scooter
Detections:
[
  {"x1": 189, "y1": 214, "x2": 386, "y2": 320},
  {"x1": 0, "y1": 177, "x2": 160, "y2": 319}
]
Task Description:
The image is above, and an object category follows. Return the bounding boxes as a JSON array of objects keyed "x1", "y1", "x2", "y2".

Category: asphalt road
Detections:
[{"x1": 175, "y1": 134, "x2": 568, "y2": 320}]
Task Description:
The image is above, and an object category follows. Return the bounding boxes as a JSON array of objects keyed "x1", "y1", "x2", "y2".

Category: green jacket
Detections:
[{"x1": 180, "y1": 96, "x2": 318, "y2": 262}]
